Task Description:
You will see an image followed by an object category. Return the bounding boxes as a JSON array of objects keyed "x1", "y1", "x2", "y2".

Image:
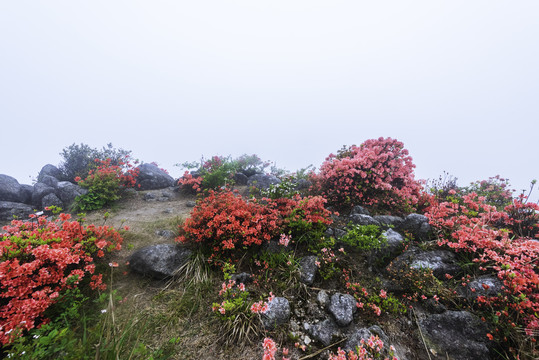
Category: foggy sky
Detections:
[{"x1": 1, "y1": 1, "x2": 538, "y2": 198}]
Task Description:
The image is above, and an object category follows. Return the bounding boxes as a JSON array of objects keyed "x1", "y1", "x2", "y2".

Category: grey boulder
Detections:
[
  {"x1": 56, "y1": 181, "x2": 87, "y2": 207},
  {"x1": 262, "y1": 297, "x2": 291, "y2": 329},
  {"x1": 37, "y1": 164, "x2": 64, "y2": 182},
  {"x1": 128, "y1": 244, "x2": 192, "y2": 279},
  {"x1": 31, "y1": 183, "x2": 56, "y2": 207},
  {"x1": 0, "y1": 201, "x2": 35, "y2": 221},
  {"x1": 247, "y1": 174, "x2": 281, "y2": 190},
  {"x1": 42, "y1": 193, "x2": 63, "y2": 209},
  {"x1": 299, "y1": 255, "x2": 318, "y2": 285},
  {"x1": 388, "y1": 247, "x2": 462, "y2": 280},
  {"x1": 399, "y1": 213, "x2": 432, "y2": 241},
  {"x1": 458, "y1": 275, "x2": 503, "y2": 301},
  {"x1": 304, "y1": 318, "x2": 339, "y2": 346},
  {"x1": 0, "y1": 174, "x2": 25, "y2": 203},
  {"x1": 135, "y1": 163, "x2": 175, "y2": 190},
  {"x1": 349, "y1": 214, "x2": 380, "y2": 226},
  {"x1": 328, "y1": 293, "x2": 357, "y2": 327},
  {"x1": 419, "y1": 310, "x2": 492, "y2": 360}
]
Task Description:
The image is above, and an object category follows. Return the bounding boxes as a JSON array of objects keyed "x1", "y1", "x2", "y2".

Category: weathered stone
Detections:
[
  {"x1": 349, "y1": 214, "x2": 380, "y2": 226},
  {"x1": 55, "y1": 181, "x2": 87, "y2": 207},
  {"x1": 328, "y1": 293, "x2": 357, "y2": 327},
  {"x1": 304, "y1": 318, "x2": 339, "y2": 346},
  {"x1": 262, "y1": 297, "x2": 291, "y2": 329},
  {"x1": 0, "y1": 175, "x2": 24, "y2": 202},
  {"x1": 299, "y1": 256, "x2": 318, "y2": 285},
  {"x1": 231, "y1": 272, "x2": 253, "y2": 284},
  {"x1": 419, "y1": 311, "x2": 492, "y2": 360},
  {"x1": 40, "y1": 175, "x2": 59, "y2": 189},
  {"x1": 42, "y1": 193, "x2": 63, "y2": 209},
  {"x1": 399, "y1": 213, "x2": 431, "y2": 241},
  {"x1": 388, "y1": 247, "x2": 461, "y2": 280},
  {"x1": 343, "y1": 325, "x2": 389, "y2": 353},
  {"x1": 326, "y1": 227, "x2": 347, "y2": 239},
  {"x1": 20, "y1": 184, "x2": 33, "y2": 205},
  {"x1": 423, "y1": 298, "x2": 448, "y2": 314},
  {"x1": 37, "y1": 164, "x2": 64, "y2": 182},
  {"x1": 369, "y1": 229, "x2": 406, "y2": 267},
  {"x1": 317, "y1": 290, "x2": 330, "y2": 307},
  {"x1": 458, "y1": 275, "x2": 503, "y2": 300},
  {"x1": 135, "y1": 163, "x2": 175, "y2": 190},
  {"x1": 233, "y1": 172, "x2": 248, "y2": 185},
  {"x1": 0, "y1": 201, "x2": 34, "y2": 221},
  {"x1": 295, "y1": 179, "x2": 312, "y2": 190},
  {"x1": 128, "y1": 244, "x2": 192, "y2": 279},
  {"x1": 373, "y1": 215, "x2": 404, "y2": 229},
  {"x1": 247, "y1": 174, "x2": 281, "y2": 190},
  {"x1": 144, "y1": 192, "x2": 157, "y2": 201},
  {"x1": 31, "y1": 183, "x2": 55, "y2": 207}
]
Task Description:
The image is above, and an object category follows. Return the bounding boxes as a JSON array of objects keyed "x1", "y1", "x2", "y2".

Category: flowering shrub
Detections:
[
  {"x1": 177, "y1": 190, "x2": 335, "y2": 261},
  {"x1": 59, "y1": 142, "x2": 132, "y2": 182},
  {"x1": 426, "y1": 191, "x2": 539, "y2": 355},
  {"x1": 0, "y1": 213, "x2": 124, "y2": 345},
  {"x1": 343, "y1": 270, "x2": 407, "y2": 318},
  {"x1": 74, "y1": 157, "x2": 140, "y2": 211},
  {"x1": 177, "y1": 154, "x2": 274, "y2": 193},
  {"x1": 315, "y1": 137, "x2": 421, "y2": 214},
  {"x1": 272, "y1": 195, "x2": 334, "y2": 241},
  {"x1": 328, "y1": 335, "x2": 397, "y2": 360},
  {"x1": 176, "y1": 190, "x2": 281, "y2": 260},
  {"x1": 210, "y1": 264, "x2": 278, "y2": 345},
  {"x1": 462, "y1": 175, "x2": 514, "y2": 210},
  {"x1": 178, "y1": 155, "x2": 237, "y2": 193},
  {"x1": 261, "y1": 337, "x2": 289, "y2": 360}
]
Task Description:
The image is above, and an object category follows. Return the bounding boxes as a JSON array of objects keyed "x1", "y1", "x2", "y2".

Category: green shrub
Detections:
[
  {"x1": 74, "y1": 158, "x2": 139, "y2": 211},
  {"x1": 340, "y1": 224, "x2": 386, "y2": 251},
  {"x1": 59, "y1": 143, "x2": 132, "y2": 182}
]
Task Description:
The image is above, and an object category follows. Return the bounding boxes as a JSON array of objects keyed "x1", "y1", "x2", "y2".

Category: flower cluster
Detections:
[
  {"x1": 177, "y1": 171, "x2": 203, "y2": 193},
  {"x1": 178, "y1": 154, "x2": 272, "y2": 193},
  {"x1": 176, "y1": 190, "x2": 281, "y2": 259},
  {"x1": 74, "y1": 156, "x2": 140, "y2": 210},
  {"x1": 343, "y1": 270, "x2": 407, "y2": 317},
  {"x1": 177, "y1": 191, "x2": 334, "y2": 260},
  {"x1": 314, "y1": 137, "x2": 421, "y2": 214},
  {"x1": 426, "y1": 191, "x2": 539, "y2": 348},
  {"x1": 261, "y1": 337, "x2": 289, "y2": 360},
  {"x1": 272, "y1": 195, "x2": 334, "y2": 240},
  {"x1": 0, "y1": 214, "x2": 124, "y2": 345},
  {"x1": 278, "y1": 234, "x2": 291, "y2": 247},
  {"x1": 250, "y1": 293, "x2": 275, "y2": 314},
  {"x1": 212, "y1": 279, "x2": 249, "y2": 316},
  {"x1": 329, "y1": 335, "x2": 397, "y2": 360}
]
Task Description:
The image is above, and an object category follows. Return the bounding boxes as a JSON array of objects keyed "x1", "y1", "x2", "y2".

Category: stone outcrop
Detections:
[
  {"x1": 419, "y1": 310, "x2": 492, "y2": 360},
  {"x1": 388, "y1": 247, "x2": 462, "y2": 280},
  {"x1": 299, "y1": 256, "x2": 318, "y2": 285},
  {"x1": 247, "y1": 174, "x2": 281, "y2": 190},
  {"x1": 328, "y1": 293, "x2": 357, "y2": 327},
  {"x1": 128, "y1": 244, "x2": 192, "y2": 279},
  {"x1": 262, "y1": 297, "x2": 291, "y2": 329},
  {"x1": 135, "y1": 163, "x2": 175, "y2": 190}
]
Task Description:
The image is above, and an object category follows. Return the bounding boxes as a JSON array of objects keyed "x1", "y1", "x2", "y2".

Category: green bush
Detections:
[
  {"x1": 59, "y1": 143, "x2": 132, "y2": 182},
  {"x1": 340, "y1": 224, "x2": 387, "y2": 251},
  {"x1": 74, "y1": 157, "x2": 139, "y2": 211}
]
